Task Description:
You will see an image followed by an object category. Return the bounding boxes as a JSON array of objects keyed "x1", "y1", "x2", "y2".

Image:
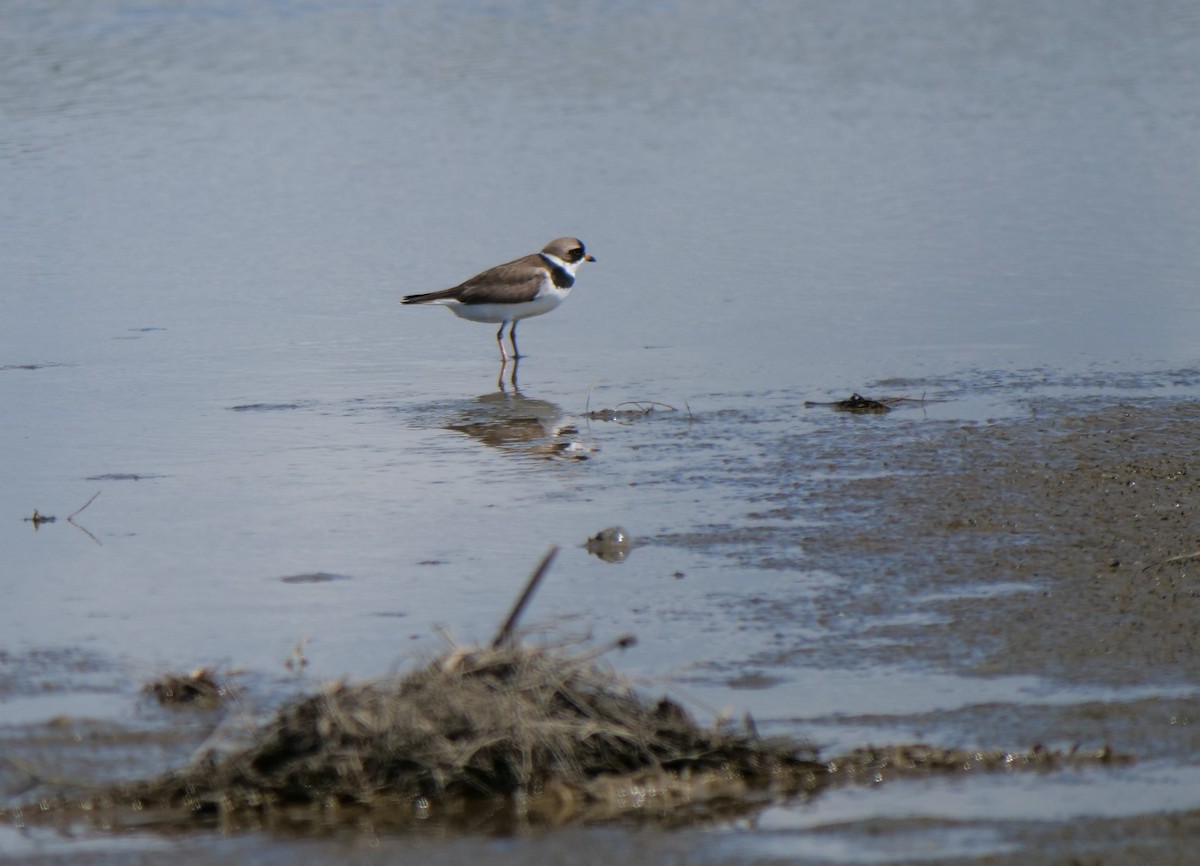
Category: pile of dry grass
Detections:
[
  {"x1": 144, "y1": 668, "x2": 226, "y2": 709},
  {"x1": 14, "y1": 640, "x2": 1131, "y2": 833},
  {"x1": 117, "y1": 639, "x2": 825, "y2": 826}
]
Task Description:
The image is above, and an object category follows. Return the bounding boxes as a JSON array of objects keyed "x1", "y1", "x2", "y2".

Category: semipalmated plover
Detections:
[{"x1": 401, "y1": 237, "x2": 595, "y2": 361}]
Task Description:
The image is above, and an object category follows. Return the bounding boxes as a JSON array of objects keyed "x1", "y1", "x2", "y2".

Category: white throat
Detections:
[{"x1": 540, "y1": 252, "x2": 581, "y2": 277}]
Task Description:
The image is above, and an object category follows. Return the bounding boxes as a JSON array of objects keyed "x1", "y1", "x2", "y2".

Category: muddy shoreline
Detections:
[
  {"x1": 794, "y1": 399, "x2": 1200, "y2": 686},
  {"x1": 780, "y1": 397, "x2": 1200, "y2": 862}
]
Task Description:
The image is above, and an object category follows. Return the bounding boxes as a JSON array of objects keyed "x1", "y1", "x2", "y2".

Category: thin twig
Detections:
[
  {"x1": 68, "y1": 490, "x2": 101, "y2": 520},
  {"x1": 613, "y1": 401, "x2": 677, "y2": 412},
  {"x1": 1141, "y1": 550, "x2": 1200, "y2": 573},
  {"x1": 492, "y1": 547, "x2": 559, "y2": 648}
]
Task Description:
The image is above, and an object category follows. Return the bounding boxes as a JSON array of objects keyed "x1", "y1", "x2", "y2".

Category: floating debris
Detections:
[
  {"x1": 228, "y1": 403, "x2": 310, "y2": 412},
  {"x1": 84, "y1": 473, "x2": 164, "y2": 482},
  {"x1": 805, "y1": 392, "x2": 891, "y2": 414},
  {"x1": 144, "y1": 668, "x2": 227, "y2": 709},
  {"x1": 279, "y1": 572, "x2": 353, "y2": 584},
  {"x1": 804, "y1": 392, "x2": 943, "y2": 414},
  {"x1": 22, "y1": 509, "x2": 56, "y2": 528},
  {"x1": 586, "y1": 401, "x2": 677, "y2": 422},
  {"x1": 585, "y1": 527, "x2": 635, "y2": 563}
]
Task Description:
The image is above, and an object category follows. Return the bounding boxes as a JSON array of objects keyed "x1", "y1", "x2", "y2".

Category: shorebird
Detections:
[{"x1": 400, "y1": 237, "x2": 595, "y2": 361}]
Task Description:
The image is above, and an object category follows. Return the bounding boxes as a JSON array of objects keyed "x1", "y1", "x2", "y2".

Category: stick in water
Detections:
[{"x1": 492, "y1": 547, "x2": 559, "y2": 648}]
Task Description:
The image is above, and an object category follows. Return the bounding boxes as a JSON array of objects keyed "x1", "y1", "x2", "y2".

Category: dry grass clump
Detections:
[
  {"x1": 144, "y1": 668, "x2": 226, "y2": 709},
  {"x1": 119, "y1": 640, "x2": 825, "y2": 825}
]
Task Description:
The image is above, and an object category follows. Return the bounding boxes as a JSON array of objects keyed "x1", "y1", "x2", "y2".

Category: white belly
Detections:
[{"x1": 442, "y1": 286, "x2": 570, "y2": 324}]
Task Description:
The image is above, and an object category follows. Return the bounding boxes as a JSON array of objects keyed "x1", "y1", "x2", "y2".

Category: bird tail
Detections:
[{"x1": 400, "y1": 288, "x2": 456, "y2": 305}]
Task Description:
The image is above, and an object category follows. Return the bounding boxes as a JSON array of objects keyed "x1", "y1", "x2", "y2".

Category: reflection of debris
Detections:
[
  {"x1": 145, "y1": 668, "x2": 226, "y2": 709},
  {"x1": 586, "y1": 401, "x2": 677, "y2": 422},
  {"x1": 804, "y1": 393, "x2": 942, "y2": 414},
  {"x1": 586, "y1": 527, "x2": 635, "y2": 563}
]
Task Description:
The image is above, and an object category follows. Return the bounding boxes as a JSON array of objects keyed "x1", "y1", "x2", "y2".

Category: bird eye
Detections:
[{"x1": 570, "y1": 248, "x2": 584, "y2": 261}]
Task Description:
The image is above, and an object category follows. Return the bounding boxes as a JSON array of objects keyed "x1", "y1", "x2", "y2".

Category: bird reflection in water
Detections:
[{"x1": 444, "y1": 359, "x2": 593, "y2": 460}]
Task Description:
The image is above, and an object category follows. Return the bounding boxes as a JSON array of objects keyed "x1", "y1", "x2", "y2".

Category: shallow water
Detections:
[{"x1": 3, "y1": 0, "x2": 1200, "y2": 862}]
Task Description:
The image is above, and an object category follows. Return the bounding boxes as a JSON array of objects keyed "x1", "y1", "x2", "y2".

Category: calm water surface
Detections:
[{"x1": 3, "y1": 0, "x2": 1200, "y2": 862}]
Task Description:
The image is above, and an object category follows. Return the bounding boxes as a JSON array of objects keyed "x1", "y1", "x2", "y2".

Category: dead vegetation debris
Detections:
[
  {"x1": 11, "y1": 642, "x2": 1132, "y2": 834},
  {"x1": 586, "y1": 401, "x2": 679, "y2": 422},
  {"x1": 804, "y1": 393, "x2": 939, "y2": 414},
  {"x1": 585, "y1": 527, "x2": 635, "y2": 563},
  {"x1": 88, "y1": 639, "x2": 826, "y2": 829},
  {"x1": 825, "y1": 743, "x2": 1130, "y2": 785},
  {"x1": 144, "y1": 668, "x2": 227, "y2": 709}
]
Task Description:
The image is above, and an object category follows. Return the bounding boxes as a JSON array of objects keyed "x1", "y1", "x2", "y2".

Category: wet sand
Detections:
[
  {"x1": 785, "y1": 397, "x2": 1200, "y2": 862},
  {"x1": 796, "y1": 399, "x2": 1200, "y2": 683}
]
